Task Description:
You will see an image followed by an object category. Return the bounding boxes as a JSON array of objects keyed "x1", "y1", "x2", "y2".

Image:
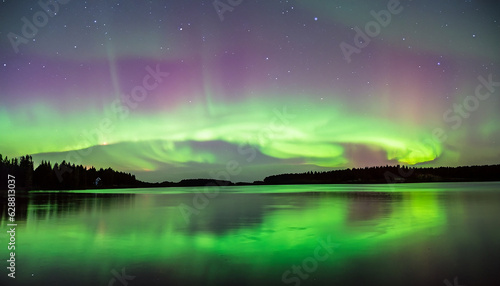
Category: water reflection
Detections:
[{"x1": 1, "y1": 182, "x2": 500, "y2": 285}]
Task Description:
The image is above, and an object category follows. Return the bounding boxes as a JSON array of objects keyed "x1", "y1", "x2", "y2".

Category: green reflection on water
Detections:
[{"x1": 2, "y1": 182, "x2": 500, "y2": 285}]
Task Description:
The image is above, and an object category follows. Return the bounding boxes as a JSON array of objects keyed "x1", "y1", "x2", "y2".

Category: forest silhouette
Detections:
[
  {"x1": 0, "y1": 154, "x2": 138, "y2": 191},
  {"x1": 1, "y1": 153, "x2": 499, "y2": 191},
  {"x1": 263, "y1": 164, "x2": 500, "y2": 185}
]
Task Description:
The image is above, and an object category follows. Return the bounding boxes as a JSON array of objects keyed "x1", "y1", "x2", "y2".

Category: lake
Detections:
[{"x1": 2, "y1": 182, "x2": 500, "y2": 285}]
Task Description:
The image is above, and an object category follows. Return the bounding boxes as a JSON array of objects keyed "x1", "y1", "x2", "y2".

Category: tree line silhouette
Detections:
[
  {"x1": 263, "y1": 164, "x2": 500, "y2": 185},
  {"x1": 1, "y1": 152, "x2": 499, "y2": 192},
  {"x1": 0, "y1": 154, "x2": 140, "y2": 191}
]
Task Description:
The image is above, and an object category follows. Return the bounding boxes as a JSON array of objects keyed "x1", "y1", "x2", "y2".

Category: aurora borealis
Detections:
[{"x1": 1, "y1": 0, "x2": 499, "y2": 182}]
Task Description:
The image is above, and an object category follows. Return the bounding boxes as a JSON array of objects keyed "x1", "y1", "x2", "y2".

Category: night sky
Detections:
[{"x1": 1, "y1": 0, "x2": 499, "y2": 182}]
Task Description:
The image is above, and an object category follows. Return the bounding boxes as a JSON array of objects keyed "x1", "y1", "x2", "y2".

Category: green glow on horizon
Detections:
[{"x1": 1, "y1": 95, "x2": 442, "y2": 175}]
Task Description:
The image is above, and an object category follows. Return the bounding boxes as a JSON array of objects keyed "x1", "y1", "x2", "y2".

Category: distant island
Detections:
[{"x1": 0, "y1": 153, "x2": 499, "y2": 191}]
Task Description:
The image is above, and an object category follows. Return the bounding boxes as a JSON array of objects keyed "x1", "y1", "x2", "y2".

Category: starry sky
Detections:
[{"x1": 1, "y1": 0, "x2": 499, "y2": 183}]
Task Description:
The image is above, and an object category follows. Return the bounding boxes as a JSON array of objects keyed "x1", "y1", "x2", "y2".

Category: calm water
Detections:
[{"x1": 2, "y1": 182, "x2": 500, "y2": 285}]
